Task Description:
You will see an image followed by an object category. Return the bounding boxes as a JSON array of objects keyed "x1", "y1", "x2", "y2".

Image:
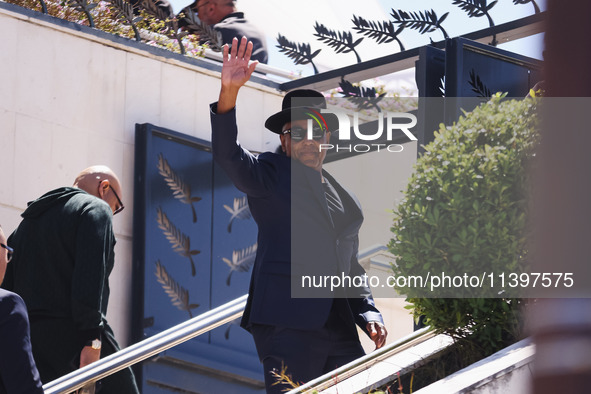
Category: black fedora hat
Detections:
[{"x1": 265, "y1": 89, "x2": 338, "y2": 135}]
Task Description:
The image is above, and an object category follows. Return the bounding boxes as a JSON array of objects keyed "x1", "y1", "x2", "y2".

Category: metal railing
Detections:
[
  {"x1": 43, "y1": 295, "x2": 435, "y2": 394},
  {"x1": 43, "y1": 294, "x2": 248, "y2": 394},
  {"x1": 287, "y1": 326, "x2": 435, "y2": 394}
]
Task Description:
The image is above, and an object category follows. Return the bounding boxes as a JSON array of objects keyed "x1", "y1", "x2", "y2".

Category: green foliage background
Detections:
[{"x1": 389, "y1": 94, "x2": 539, "y2": 356}]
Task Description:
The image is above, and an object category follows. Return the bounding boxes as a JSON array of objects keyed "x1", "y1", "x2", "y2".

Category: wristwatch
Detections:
[{"x1": 86, "y1": 338, "x2": 102, "y2": 350}]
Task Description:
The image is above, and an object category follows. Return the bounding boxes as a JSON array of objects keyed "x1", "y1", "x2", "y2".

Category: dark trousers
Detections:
[
  {"x1": 30, "y1": 317, "x2": 139, "y2": 394},
  {"x1": 250, "y1": 300, "x2": 365, "y2": 394}
]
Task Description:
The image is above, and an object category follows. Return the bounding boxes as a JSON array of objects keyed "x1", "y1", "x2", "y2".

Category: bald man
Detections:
[{"x1": 2, "y1": 166, "x2": 139, "y2": 393}]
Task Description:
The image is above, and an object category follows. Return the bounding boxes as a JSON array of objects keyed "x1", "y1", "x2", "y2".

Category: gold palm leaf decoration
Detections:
[
  {"x1": 157, "y1": 206, "x2": 200, "y2": 276},
  {"x1": 222, "y1": 243, "x2": 257, "y2": 286},
  {"x1": 155, "y1": 260, "x2": 199, "y2": 318},
  {"x1": 157, "y1": 153, "x2": 202, "y2": 223},
  {"x1": 223, "y1": 196, "x2": 252, "y2": 233}
]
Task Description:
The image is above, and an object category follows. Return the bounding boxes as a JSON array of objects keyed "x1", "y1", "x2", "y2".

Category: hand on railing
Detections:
[
  {"x1": 367, "y1": 321, "x2": 388, "y2": 349},
  {"x1": 79, "y1": 346, "x2": 100, "y2": 368}
]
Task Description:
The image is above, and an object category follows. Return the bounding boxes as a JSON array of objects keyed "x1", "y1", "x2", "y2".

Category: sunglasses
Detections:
[
  {"x1": 283, "y1": 125, "x2": 326, "y2": 142},
  {"x1": 1, "y1": 243, "x2": 13, "y2": 263},
  {"x1": 99, "y1": 181, "x2": 125, "y2": 215},
  {"x1": 193, "y1": 1, "x2": 209, "y2": 13},
  {"x1": 111, "y1": 186, "x2": 125, "y2": 215}
]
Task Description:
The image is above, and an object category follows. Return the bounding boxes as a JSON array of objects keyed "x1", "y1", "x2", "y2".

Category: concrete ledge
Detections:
[
  {"x1": 317, "y1": 333, "x2": 455, "y2": 394},
  {"x1": 415, "y1": 338, "x2": 534, "y2": 394}
]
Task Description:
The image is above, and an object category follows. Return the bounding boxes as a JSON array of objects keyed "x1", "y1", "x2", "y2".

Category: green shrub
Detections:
[{"x1": 388, "y1": 94, "x2": 539, "y2": 356}]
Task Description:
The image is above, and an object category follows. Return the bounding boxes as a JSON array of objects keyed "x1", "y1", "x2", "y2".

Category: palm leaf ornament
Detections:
[
  {"x1": 452, "y1": 0, "x2": 498, "y2": 44},
  {"x1": 222, "y1": 243, "x2": 257, "y2": 286},
  {"x1": 155, "y1": 260, "x2": 199, "y2": 318},
  {"x1": 512, "y1": 0, "x2": 540, "y2": 14},
  {"x1": 276, "y1": 33, "x2": 321, "y2": 74},
  {"x1": 390, "y1": 9, "x2": 449, "y2": 40},
  {"x1": 157, "y1": 207, "x2": 200, "y2": 276},
  {"x1": 108, "y1": 0, "x2": 142, "y2": 41},
  {"x1": 339, "y1": 78, "x2": 385, "y2": 111},
  {"x1": 223, "y1": 196, "x2": 252, "y2": 233},
  {"x1": 139, "y1": 0, "x2": 186, "y2": 54},
  {"x1": 468, "y1": 69, "x2": 492, "y2": 98},
  {"x1": 313, "y1": 22, "x2": 363, "y2": 63},
  {"x1": 351, "y1": 15, "x2": 405, "y2": 51},
  {"x1": 157, "y1": 153, "x2": 201, "y2": 223}
]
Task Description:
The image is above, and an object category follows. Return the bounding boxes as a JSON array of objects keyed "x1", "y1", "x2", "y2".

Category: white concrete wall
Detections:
[{"x1": 0, "y1": 4, "x2": 282, "y2": 347}]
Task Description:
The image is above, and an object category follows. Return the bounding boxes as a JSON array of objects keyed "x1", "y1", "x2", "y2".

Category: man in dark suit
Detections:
[
  {"x1": 210, "y1": 37, "x2": 387, "y2": 393},
  {"x1": 0, "y1": 225, "x2": 44, "y2": 394}
]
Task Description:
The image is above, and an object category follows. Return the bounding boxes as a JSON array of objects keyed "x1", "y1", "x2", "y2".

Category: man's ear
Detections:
[
  {"x1": 98, "y1": 179, "x2": 110, "y2": 198},
  {"x1": 279, "y1": 135, "x2": 287, "y2": 152}
]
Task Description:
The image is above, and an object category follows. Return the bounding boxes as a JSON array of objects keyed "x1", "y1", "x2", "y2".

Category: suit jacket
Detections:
[
  {"x1": 0, "y1": 289, "x2": 43, "y2": 394},
  {"x1": 210, "y1": 104, "x2": 383, "y2": 335}
]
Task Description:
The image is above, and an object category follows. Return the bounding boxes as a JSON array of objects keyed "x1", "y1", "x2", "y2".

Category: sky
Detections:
[{"x1": 168, "y1": 0, "x2": 546, "y2": 91}]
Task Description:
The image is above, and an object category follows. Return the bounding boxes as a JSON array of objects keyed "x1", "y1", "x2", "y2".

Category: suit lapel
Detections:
[
  {"x1": 291, "y1": 161, "x2": 363, "y2": 234},
  {"x1": 292, "y1": 161, "x2": 334, "y2": 227},
  {"x1": 323, "y1": 171, "x2": 364, "y2": 236}
]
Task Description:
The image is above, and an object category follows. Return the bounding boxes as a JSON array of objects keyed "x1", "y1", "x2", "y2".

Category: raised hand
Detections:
[{"x1": 217, "y1": 36, "x2": 259, "y2": 113}]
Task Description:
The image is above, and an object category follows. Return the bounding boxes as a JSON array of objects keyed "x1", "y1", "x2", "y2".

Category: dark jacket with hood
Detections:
[
  {"x1": 3, "y1": 187, "x2": 140, "y2": 391},
  {"x1": 2, "y1": 187, "x2": 116, "y2": 377}
]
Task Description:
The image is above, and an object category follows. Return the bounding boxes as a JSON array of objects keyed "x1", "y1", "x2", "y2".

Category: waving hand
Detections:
[{"x1": 217, "y1": 36, "x2": 259, "y2": 113}]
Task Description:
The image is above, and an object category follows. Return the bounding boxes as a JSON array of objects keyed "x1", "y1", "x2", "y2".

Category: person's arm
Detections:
[
  {"x1": 211, "y1": 36, "x2": 281, "y2": 197},
  {"x1": 71, "y1": 201, "x2": 114, "y2": 368},
  {"x1": 346, "y1": 236, "x2": 388, "y2": 350},
  {"x1": 0, "y1": 291, "x2": 44, "y2": 393}
]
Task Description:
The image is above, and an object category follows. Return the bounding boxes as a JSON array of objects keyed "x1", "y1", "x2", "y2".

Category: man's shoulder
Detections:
[
  {"x1": 258, "y1": 151, "x2": 289, "y2": 166},
  {"x1": 68, "y1": 190, "x2": 101, "y2": 203},
  {"x1": 66, "y1": 190, "x2": 112, "y2": 218},
  {"x1": 0, "y1": 289, "x2": 27, "y2": 316},
  {"x1": 258, "y1": 151, "x2": 280, "y2": 160},
  {"x1": 22, "y1": 187, "x2": 87, "y2": 219},
  {"x1": 216, "y1": 12, "x2": 246, "y2": 26}
]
